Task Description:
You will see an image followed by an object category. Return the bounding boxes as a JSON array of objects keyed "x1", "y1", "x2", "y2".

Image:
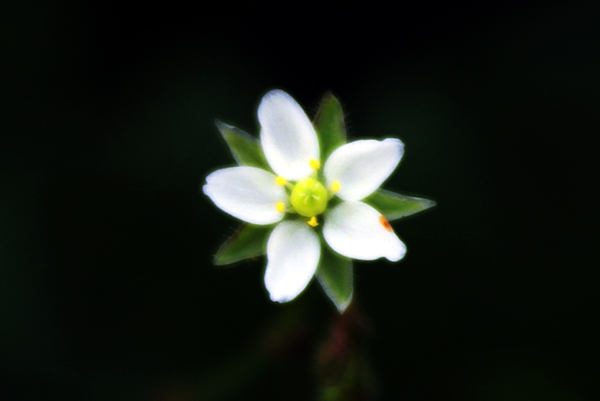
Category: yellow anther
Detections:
[
  {"x1": 331, "y1": 180, "x2": 341, "y2": 193},
  {"x1": 275, "y1": 176, "x2": 287, "y2": 186},
  {"x1": 276, "y1": 202, "x2": 285, "y2": 213},
  {"x1": 309, "y1": 159, "x2": 321, "y2": 170},
  {"x1": 308, "y1": 216, "x2": 318, "y2": 227}
]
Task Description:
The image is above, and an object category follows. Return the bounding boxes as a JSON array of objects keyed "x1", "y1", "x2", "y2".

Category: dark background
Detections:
[{"x1": 1, "y1": 1, "x2": 599, "y2": 400}]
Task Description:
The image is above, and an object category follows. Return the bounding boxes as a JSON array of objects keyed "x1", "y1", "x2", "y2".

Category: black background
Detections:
[{"x1": 1, "y1": 1, "x2": 599, "y2": 400}]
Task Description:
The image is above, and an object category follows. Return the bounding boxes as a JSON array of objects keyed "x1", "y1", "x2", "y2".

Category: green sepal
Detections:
[
  {"x1": 317, "y1": 245, "x2": 353, "y2": 313},
  {"x1": 215, "y1": 119, "x2": 270, "y2": 170},
  {"x1": 213, "y1": 223, "x2": 272, "y2": 266},
  {"x1": 313, "y1": 92, "x2": 347, "y2": 160},
  {"x1": 365, "y1": 189, "x2": 436, "y2": 221}
]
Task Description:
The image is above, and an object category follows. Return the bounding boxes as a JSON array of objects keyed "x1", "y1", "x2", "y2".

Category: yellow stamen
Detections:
[
  {"x1": 276, "y1": 202, "x2": 285, "y2": 213},
  {"x1": 331, "y1": 180, "x2": 341, "y2": 193},
  {"x1": 309, "y1": 159, "x2": 321, "y2": 170},
  {"x1": 275, "y1": 176, "x2": 287, "y2": 186},
  {"x1": 308, "y1": 216, "x2": 318, "y2": 227}
]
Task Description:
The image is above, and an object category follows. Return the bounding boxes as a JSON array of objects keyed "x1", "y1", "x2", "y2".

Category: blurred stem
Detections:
[
  {"x1": 315, "y1": 301, "x2": 378, "y2": 401},
  {"x1": 152, "y1": 292, "x2": 378, "y2": 401},
  {"x1": 153, "y1": 293, "x2": 314, "y2": 401}
]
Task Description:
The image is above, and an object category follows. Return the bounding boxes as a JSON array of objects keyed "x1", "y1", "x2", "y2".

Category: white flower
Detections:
[{"x1": 203, "y1": 90, "x2": 406, "y2": 303}]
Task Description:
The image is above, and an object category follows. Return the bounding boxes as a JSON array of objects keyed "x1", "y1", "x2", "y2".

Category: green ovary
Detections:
[{"x1": 291, "y1": 178, "x2": 328, "y2": 217}]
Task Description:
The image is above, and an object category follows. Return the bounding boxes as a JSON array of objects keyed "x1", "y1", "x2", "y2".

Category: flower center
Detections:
[{"x1": 291, "y1": 178, "x2": 328, "y2": 217}]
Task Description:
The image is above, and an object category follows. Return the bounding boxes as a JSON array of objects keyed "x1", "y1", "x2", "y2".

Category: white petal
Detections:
[
  {"x1": 264, "y1": 221, "x2": 320, "y2": 302},
  {"x1": 324, "y1": 138, "x2": 404, "y2": 201},
  {"x1": 258, "y1": 90, "x2": 320, "y2": 180},
  {"x1": 203, "y1": 166, "x2": 287, "y2": 225},
  {"x1": 323, "y1": 202, "x2": 406, "y2": 262}
]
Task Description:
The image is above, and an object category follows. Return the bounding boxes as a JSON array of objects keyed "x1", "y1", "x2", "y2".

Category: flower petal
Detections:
[
  {"x1": 203, "y1": 166, "x2": 287, "y2": 225},
  {"x1": 324, "y1": 138, "x2": 404, "y2": 201},
  {"x1": 259, "y1": 90, "x2": 320, "y2": 180},
  {"x1": 323, "y1": 201, "x2": 406, "y2": 262},
  {"x1": 264, "y1": 221, "x2": 320, "y2": 302}
]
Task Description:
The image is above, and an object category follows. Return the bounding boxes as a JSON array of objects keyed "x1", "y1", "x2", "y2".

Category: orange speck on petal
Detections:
[{"x1": 379, "y1": 215, "x2": 393, "y2": 232}]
